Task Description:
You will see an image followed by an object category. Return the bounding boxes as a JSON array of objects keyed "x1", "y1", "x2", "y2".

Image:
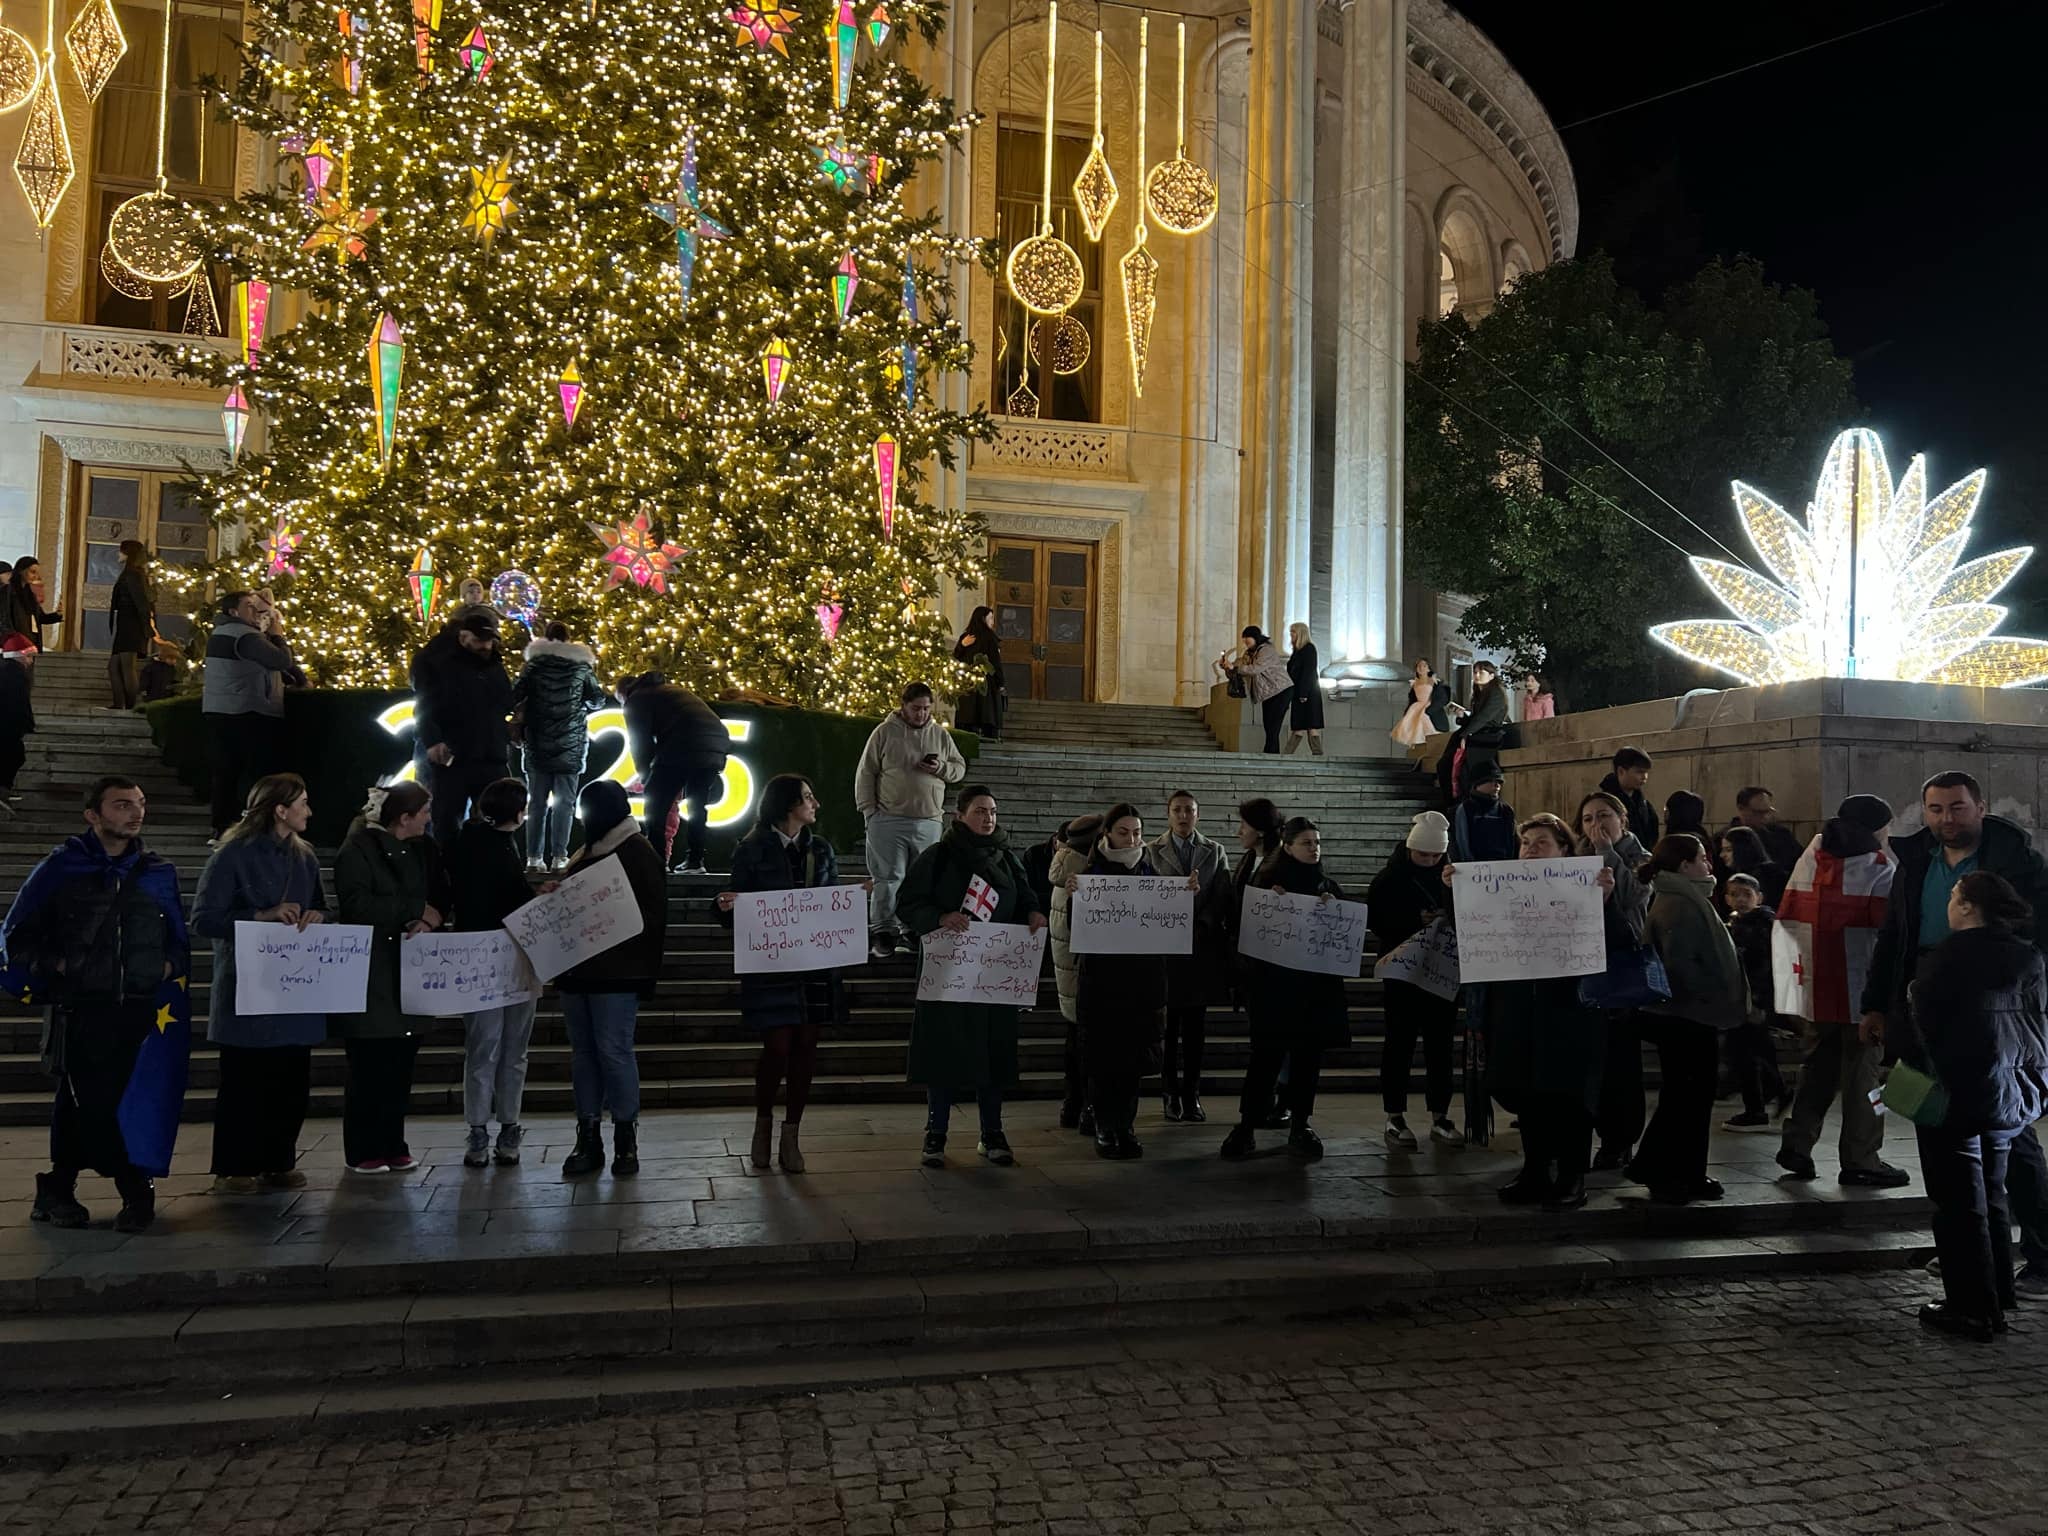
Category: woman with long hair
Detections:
[
  {"x1": 1284, "y1": 623, "x2": 1324, "y2": 756},
  {"x1": 1217, "y1": 627, "x2": 1292, "y2": 753},
  {"x1": 1717, "y1": 824, "x2": 1787, "y2": 909},
  {"x1": 108, "y1": 540, "x2": 154, "y2": 710},
  {"x1": 331, "y1": 781, "x2": 445, "y2": 1175},
  {"x1": 1391, "y1": 659, "x2": 1438, "y2": 750},
  {"x1": 1436, "y1": 661, "x2": 1508, "y2": 801},
  {"x1": 952, "y1": 605, "x2": 1006, "y2": 741},
  {"x1": 3, "y1": 554, "x2": 61, "y2": 652},
  {"x1": 194, "y1": 773, "x2": 326, "y2": 1193},
  {"x1": 718, "y1": 774, "x2": 867, "y2": 1173}
]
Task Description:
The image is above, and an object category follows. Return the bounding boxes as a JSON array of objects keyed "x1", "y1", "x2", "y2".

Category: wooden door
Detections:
[
  {"x1": 67, "y1": 468, "x2": 214, "y2": 652},
  {"x1": 987, "y1": 536, "x2": 1096, "y2": 701}
]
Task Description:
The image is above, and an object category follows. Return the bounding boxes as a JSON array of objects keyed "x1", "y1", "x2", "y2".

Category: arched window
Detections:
[
  {"x1": 1438, "y1": 248, "x2": 1460, "y2": 317},
  {"x1": 1500, "y1": 241, "x2": 1532, "y2": 295}
]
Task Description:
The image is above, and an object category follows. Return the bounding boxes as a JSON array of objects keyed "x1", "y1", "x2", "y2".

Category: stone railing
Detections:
[
  {"x1": 56, "y1": 326, "x2": 229, "y2": 389},
  {"x1": 974, "y1": 420, "x2": 1127, "y2": 478}
]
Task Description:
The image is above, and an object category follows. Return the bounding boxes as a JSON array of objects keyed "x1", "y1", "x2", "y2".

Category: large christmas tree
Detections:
[{"x1": 177, "y1": 0, "x2": 987, "y2": 710}]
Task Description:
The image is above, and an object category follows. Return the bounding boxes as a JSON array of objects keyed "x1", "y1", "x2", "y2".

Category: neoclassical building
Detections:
[{"x1": 0, "y1": 0, "x2": 1571, "y2": 704}]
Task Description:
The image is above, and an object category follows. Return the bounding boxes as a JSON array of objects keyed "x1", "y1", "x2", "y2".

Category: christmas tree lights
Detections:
[{"x1": 1651, "y1": 428, "x2": 2048, "y2": 688}]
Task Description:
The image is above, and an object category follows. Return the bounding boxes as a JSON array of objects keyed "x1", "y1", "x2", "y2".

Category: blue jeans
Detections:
[
  {"x1": 524, "y1": 765, "x2": 579, "y2": 865},
  {"x1": 925, "y1": 1086, "x2": 1003, "y2": 1137},
  {"x1": 562, "y1": 992, "x2": 641, "y2": 1123}
]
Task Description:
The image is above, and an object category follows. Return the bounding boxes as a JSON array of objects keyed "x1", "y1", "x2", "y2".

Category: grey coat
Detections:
[
  {"x1": 192, "y1": 833, "x2": 330, "y2": 1047},
  {"x1": 1642, "y1": 869, "x2": 1749, "y2": 1031},
  {"x1": 1148, "y1": 828, "x2": 1231, "y2": 1008}
]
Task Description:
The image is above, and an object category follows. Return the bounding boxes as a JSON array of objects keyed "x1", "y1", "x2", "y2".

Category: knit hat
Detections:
[
  {"x1": 1835, "y1": 793, "x2": 1893, "y2": 834},
  {"x1": 1466, "y1": 761, "x2": 1503, "y2": 790},
  {"x1": 1406, "y1": 810, "x2": 1450, "y2": 855}
]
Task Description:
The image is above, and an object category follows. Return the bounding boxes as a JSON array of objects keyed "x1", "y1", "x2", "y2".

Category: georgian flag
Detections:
[
  {"x1": 1772, "y1": 834, "x2": 1893, "y2": 1024},
  {"x1": 961, "y1": 874, "x2": 999, "y2": 921}
]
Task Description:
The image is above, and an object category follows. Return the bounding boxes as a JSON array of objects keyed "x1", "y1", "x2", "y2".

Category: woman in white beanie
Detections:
[{"x1": 1368, "y1": 811, "x2": 1462, "y2": 1150}]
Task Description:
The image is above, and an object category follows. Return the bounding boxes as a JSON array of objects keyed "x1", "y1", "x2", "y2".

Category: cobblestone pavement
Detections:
[{"x1": 2, "y1": 1272, "x2": 2041, "y2": 1536}]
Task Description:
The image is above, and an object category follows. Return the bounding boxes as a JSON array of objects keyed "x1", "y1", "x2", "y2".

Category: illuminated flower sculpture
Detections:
[{"x1": 1651, "y1": 428, "x2": 2048, "y2": 688}]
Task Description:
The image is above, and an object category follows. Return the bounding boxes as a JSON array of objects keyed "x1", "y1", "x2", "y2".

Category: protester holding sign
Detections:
[
  {"x1": 1047, "y1": 813, "x2": 1104, "y2": 1137},
  {"x1": 1367, "y1": 811, "x2": 1460, "y2": 1152},
  {"x1": 899, "y1": 784, "x2": 1046, "y2": 1169},
  {"x1": 1222, "y1": 816, "x2": 1351, "y2": 1163},
  {"x1": 193, "y1": 773, "x2": 327, "y2": 1194},
  {"x1": 717, "y1": 774, "x2": 870, "y2": 1175},
  {"x1": 332, "y1": 781, "x2": 447, "y2": 1175},
  {"x1": 1148, "y1": 790, "x2": 1232, "y2": 1125},
  {"x1": 556, "y1": 779, "x2": 667, "y2": 1179},
  {"x1": 1222, "y1": 798, "x2": 1290, "y2": 1129},
  {"x1": 1576, "y1": 790, "x2": 1654, "y2": 1174},
  {"x1": 451, "y1": 777, "x2": 540, "y2": 1169}
]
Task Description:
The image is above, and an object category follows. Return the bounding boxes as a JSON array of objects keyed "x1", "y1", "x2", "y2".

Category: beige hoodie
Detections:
[{"x1": 854, "y1": 710, "x2": 967, "y2": 821}]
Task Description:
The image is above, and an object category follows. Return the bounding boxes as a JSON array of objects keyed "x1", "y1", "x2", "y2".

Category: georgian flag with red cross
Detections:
[
  {"x1": 1771, "y1": 834, "x2": 1893, "y2": 1024},
  {"x1": 961, "y1": 875, "x2": 999, "y2": 922}
]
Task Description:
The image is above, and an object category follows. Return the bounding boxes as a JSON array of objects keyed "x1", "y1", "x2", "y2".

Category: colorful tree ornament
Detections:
[
  {"x1": 182, "y1": 271, "x2": 221, "y2": 337},
  {"x1": 259, "y1": 516, "x2": 299, "y2": 578},
  {"x1": 814, "y1": 601, "x2": 843, "y2": 642},
  {"x1": 647, "y1": 129, "x2": 730, "y2": 306},
  {"x1": 557, "y1": 360, "x2": 584, "y2": 430},
  {"x1": 366, "y1": 313, "x2": 404, "y2": 469},
  {"x1": 457, "y1": 22, "x2": 492, "y2": 79},
  {"x1": 864, "y1": 3, "x2": 889, "y2": 46},
  {"x1": 234, "y1": 279, "x2": 270, "y2": 370},
  {"x1": 866, "y1": 151, "x2": 888, "y2": 189},
  {"x1": 301, "y1": 194, "x2": 379, "y2": 263},
  {"x1": 302, "y1": 138, "x2": 336, "y2": 206},
  {"x1": 221, "y1": 387, "x2": 250, "y2": 464},
  {"x1": 899, "y1": 255, "x2": 918, "y2": 405},
  {"x1": 412, "y1": 0, "x2": 441, "y2": 72},
  {"x1": 590, "y1": 510, "x2": 687, "y2": 593},
  {"x1": 727, "y1": 0, "x2": 797, "y2": 55},
  {"x1": 407, "y1": 546, "x2": 439, "y2": 625},
  {"x1": 463, "y1": 156, "x2": 514, "y2": 244},
  {"x1": 490, "y1": 569, "x2": 542, "y2": 631},
  {"x1": 832, "y1": 250, "x2": 859, "y2": 322},
  {"x1": 760, "y1": 338, "x2": 793, "y2": 403},
  {"x1": 823, "y1": 0, "x2": 856, "y2": 111},
  {"x1": 873, "y1": 434, "x2": 897, "y2": 539},
  {"x1": 816, "y1": 138, "x2": 858, "y2": 191},
  {"x1": 334, "y1": 8, "x2": 361, "y2": 93}
]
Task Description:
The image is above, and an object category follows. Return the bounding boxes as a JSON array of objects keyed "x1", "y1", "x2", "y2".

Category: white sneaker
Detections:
[
  {"x1": 1383, "y1": 1119, "x2": 1418, "y2": 1152},
  {"x1": 524, "y1": 858, "x2": 546, "y2": 875},
  {"x1": 1430, "y1": 1118, "x2": 1465, "y2": 1148},
  {"x1": 549, "y1": 858, "x2": 569, "y2": 874}
]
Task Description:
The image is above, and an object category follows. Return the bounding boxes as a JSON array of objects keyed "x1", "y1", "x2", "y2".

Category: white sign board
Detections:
[
  {"x1": 733, "y1": 884, "x2": 870, "y2": 974},
  {"x1": 1373, "y1": 915, "x2": 1461, "y2": 1000},
  {"x1": 400, "y1": 929, "x2": 539, "y2": 1016},
  {"x1": 915, "y1": 923, "x2": 1047, "y2": 1008},
  {"x1": 233, "y1": 921, "x2": 375, "y2": 1015},
  {"x1": 503, "y1": 857, "x2": 645, "y2": 983},
  {"x1": 1236, "y1": 887, "x2": 1370, "y2": 977},
  {"x1": 1070, "y1": 875, "x2": 1194, "y2": 955},
  {"x1": 1451, "y1": 856, "x2": 1607, "y2": 983}
]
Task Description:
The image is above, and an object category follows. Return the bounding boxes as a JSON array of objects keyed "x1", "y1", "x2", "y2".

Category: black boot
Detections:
[
  {"x1": 31, "y1": 1171, "x2": 88, "y2": 1228},
  {"x1": 611, "y1": 1119, "x2": 639, "y2": 1177},
  {"x1": 112, "y1": 1171, "x2": 155, "y2": 1234},
  {"x1": 562, "y1": 1116, "x2": 606, "y2": 1176}
]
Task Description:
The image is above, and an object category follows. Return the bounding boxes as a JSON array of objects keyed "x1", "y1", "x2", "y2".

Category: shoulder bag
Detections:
[{"x1": 1577, "y1": 944, "x2": 1672, "y2": 1010}]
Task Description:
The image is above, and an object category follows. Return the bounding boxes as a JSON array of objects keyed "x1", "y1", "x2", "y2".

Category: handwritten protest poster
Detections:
[
  {"x1": 1237, "y1": 887, "x2": 1369, "y2": 977},
  {"x1": 503, "y1": 857, "x2": 645, "y2": 982},
  {"x1": 915, "y1": 923, "x2": 1047, "y2": 1007},
  {"x1": 1373, "y1": 915, "x2": 1460, "y2": 1000},
  {"x1": 234, "y1": 922, "x2": 374, "y2": 1015},
  {"x1": 1070, "y1": 875, "x2": 1194, "y2": 955},
  {"x1": 400, "y1": 929, "x2": 538, "y2": 1016},
  {"x1": 734, "y1": 884, "x2": 870, "y2": 974},
  {"x1": 1451, "y1": 857, "x2": 1606, "y2": 982}
]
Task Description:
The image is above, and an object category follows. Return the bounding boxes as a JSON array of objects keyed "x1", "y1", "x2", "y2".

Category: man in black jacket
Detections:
[
  {"x1": 1861, "y1": 770, "x2": 2048, "y2": 1281},
  {"x1": 410, "y1": 611, "x2": 514, "y2": 845},
  {"x1": 620, "y1": 672, "x2": 729, "y2": 873},
  {"x1": 1598, "y1": 746, "x2": 1658, "y2": 848},
  {"x1": 1728, "y1": 785, "x2": 1806, "y2": 870}
]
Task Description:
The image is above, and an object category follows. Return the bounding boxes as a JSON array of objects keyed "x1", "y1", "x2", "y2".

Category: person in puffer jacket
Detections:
[
  {"x1": 510, "y1": 623, "x2": 610, "y2": 872},
  {"x1": 1048, "y1": 812, "x2": 1103, "y2": 1135}
]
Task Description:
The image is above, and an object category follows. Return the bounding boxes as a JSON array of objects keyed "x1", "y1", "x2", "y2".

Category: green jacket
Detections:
[
  {"x1": 330, "y1": 823, "x2": 438, "y2": 1039},
  {"x1": 899, "y1": 821, "x2": 1043, "y2": 1090},
  {"x1": 1643, "y1": 869, "x2": 1748, "y2": 1032}
]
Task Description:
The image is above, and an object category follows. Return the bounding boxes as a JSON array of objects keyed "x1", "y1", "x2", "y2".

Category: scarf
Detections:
[{"x1": 1098, "y1": 842, "x2": 1144, "y2": 869}]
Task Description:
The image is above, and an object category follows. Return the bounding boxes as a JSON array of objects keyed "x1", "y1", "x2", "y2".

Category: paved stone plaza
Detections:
[{"x1": 1, "y1": 1271, "x2": 2040, "y2": 1535}]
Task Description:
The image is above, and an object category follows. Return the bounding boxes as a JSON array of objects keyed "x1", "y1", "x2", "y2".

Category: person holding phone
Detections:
[{"x1": 854, "y1": 682, "x2": 965, "y2": 960}]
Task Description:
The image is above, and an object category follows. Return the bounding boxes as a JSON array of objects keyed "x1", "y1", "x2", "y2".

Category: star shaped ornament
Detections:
[
  {"x1": 590, "y1": 510, "x2": 687, "y2": 594},
  {"x1": 728, "y1": 0, "x2": 798, "y2": 54},
  {"x1": 647, "y1": 130, "x2": 730, "y2": 305},
  {"x1": 463, "y1": 157, "x2": 514, "y2": 244},
  {"x1": 301, "y1": 194, "x2": 380, "y2": 263}
]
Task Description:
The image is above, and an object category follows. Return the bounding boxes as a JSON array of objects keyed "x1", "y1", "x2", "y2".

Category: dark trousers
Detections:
[
  {"x1": 342, "y1": 1035, "x2": 419, "y2": 1166},
  {"x1": 754, "y1": 1021, "x2": 821, "y2": 1122},
  {"x1": 1725, "y1": 1019, "x2": 1786, "y2": 1117},
  {"x1": 644, "y1": 758, "x2": 722, "y2": 866},
  {"x1": 1163, "y1": 1006, "x2": 1206, "y2": 1101},
  {"x1": 0, "y1": 729, "x2": 22, "y2": 791},
  {"x1": 1918, "y1": 1123, "x2": 2018, "y2": 1322},
  {"x1": 1518, "y1": 1093, "x2": 1593, "y2": 1192},
  {"x1": 1239, "y1": 1038, "x2": 1324, "y2": 1126},
  {"x1": 1633, "y1": 1017, "x2": 1720, "y2": 1190},
  {"x1": 2010, "y1": 1124, "x2": 2048, "y2": 1268},
  {"x1": 107, "y1": 651, "x2": 141, "y2": 710},
  {"x1": 1596, "y1": 1013, "x2": 1646, "y2": 1151},
  {"x1": 207, "y1": 712, "x2": 282, "y2": 834},
  {"x1": 1091, "y1": 1072, "x2": 1141, "y2": 1135},
  {"x1": 1259, "y1": 693, "x2": 1290, "y2": 754},
  {"x1": 1382, "y1": 980, "x2": 1456, "y2": 1117},
  {"x1": 429, "y1": 758, "x2": 508, "y2": 845},
  {"x1": 49, "y1": 1003, "x2": 153, "y2": 1179},
  {"x1": 209, "y1": 1044, "x2": 311, "y2": 1176},
  {"x1": 1061, "y1": 1019, "x2": 1085, "y2": 1111}
]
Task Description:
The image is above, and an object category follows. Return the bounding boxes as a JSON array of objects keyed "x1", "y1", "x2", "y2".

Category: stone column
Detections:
[
  {"x1": 1325, "y1": 0, "x2": 1406, "y2": 679},
  {"x1": 1236, "y1": 0, "x2": 1317, "y2": 634}
]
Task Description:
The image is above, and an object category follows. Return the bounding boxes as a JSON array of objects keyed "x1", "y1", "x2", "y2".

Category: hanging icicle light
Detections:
[
  {"x1": 107, "y1": 0, "x2": 200, "y2": 284},
  {"x1": 14, "y1": 0, "x2": 72, "y2": 231},
  {"x1": 182, "y1": 269, "x2": 220, "y2": 335},
  {"x1": 1070, "y1": 29, "x2": 1117, "y2": 240},
  {"x1": 1145, "y1": 20, "x2": 1218, "y2": 235},
  {"x1": 1120, "y1": 16, "x2": 1161, "y2": 396},
  {"x1": 62, "y1": 0, "x2": 122, "y2": 101},
  {"x1": 1004, "y1": 1, "x2": 1084, "y2": 315}
]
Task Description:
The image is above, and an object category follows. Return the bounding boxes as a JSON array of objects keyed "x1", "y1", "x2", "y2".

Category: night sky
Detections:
[{"x1": 1448, "y1": 0, "x2": 2048, "y2": 620}]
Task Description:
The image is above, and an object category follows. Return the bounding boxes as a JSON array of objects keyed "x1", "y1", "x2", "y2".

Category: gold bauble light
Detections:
[
  {"x1": 1004, "y1": 0, "x2": 1085, "y2": 316},
  {"x1": 1028, "y1": 312, "x2": 1090, "y2": 377},
  {"x1": 12, "y1": 63, "x2": 72, "y2": 230},
  {"x1": 0, "y1": 25, "x2": 37, "y2": 113},
  {"x1": 1145, "y1": 21, "x2": 1218, "y2": 235},
  {"x1": 99, "y1": 238, "x2": 150, "y2": 298},
  {"x1": 1005, "y1": 375, "x2": 1040, "y2": 419},
  {"x1": 108, "y1": 188, "x2": 201, "y2": 283}
]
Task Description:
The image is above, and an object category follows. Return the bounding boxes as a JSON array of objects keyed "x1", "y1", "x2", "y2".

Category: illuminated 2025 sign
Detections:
[{"x1": 376, "y1": 701, "x2": 757, "y2": 828}]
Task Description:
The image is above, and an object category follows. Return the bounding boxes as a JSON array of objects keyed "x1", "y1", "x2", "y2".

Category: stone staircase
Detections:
[{"x1": 999, "y1": 698, "x2": 1221, "y2": 752}]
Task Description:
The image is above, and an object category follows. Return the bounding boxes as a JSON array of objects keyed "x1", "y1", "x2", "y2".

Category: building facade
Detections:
[{"x1": 0, "y1": 0, "x2": 1572, "y2": 712}]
